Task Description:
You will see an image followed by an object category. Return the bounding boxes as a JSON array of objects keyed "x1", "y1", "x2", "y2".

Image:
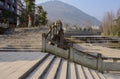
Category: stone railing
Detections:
[
  {"x1": 42, "y1": 38, "x2": 120, "y2": 72},
  {"x1": 42, "y1": 20, "x2": 120, "y2": 73},
  {"x1": 70, "y1": 47, "x2": 120, "y2": 72},
  {"x1": 46, "y1": 20, "x2": 63, "y2": 39},
  {"x1": 102, "y1": 57, "x2": 120, "y2": 71}
]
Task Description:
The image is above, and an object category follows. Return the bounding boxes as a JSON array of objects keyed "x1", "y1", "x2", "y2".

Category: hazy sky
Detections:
[{"x1": 35, "y1": 0, "x2": 120, "y2": 21}]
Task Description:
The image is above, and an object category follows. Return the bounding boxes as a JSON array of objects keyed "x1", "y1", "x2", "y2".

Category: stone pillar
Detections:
[
  {"x1": 69, "y1": 43, "x2": 73, "y2": 61},
  {"x1": 50, "y1": 30, "x2": 52, "y2": 39},
  {"x1": 59, "y1": 28, "x2": 64, "y2": 47},
  {"x1": 17, "y1": 17, "x2": 20, "y2": 27},
  {"x1": 28, "y1": 15, "x2": 32, "y2": 27},
  {"x1": 51, "y1": 25, "x2": 54, "y2": 39},
  {"x1": 113, "y1": 59, "x2": 117, "y2": 63},
  {"x1": 42, "y1": 33, "x2": 46, "y2": 52},
  {"x1": 56, "y1": 26, "x2": 57, "y2": 34},
  {"x1": 97, "y1": 54, "x2": 103, "y2": 73},
  {"x1": 53, "y1": 27, "x2": 56, "y2": 36}
]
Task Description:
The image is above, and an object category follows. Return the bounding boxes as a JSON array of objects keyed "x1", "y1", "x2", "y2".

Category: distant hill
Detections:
[{"x1": 40, "y1": 1, "x2": 101, "y2": 26}]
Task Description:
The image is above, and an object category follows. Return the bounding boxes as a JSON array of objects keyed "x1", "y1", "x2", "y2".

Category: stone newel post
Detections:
[
  {"x1": 97, "y1": 54, "x2": 103, "y2": 73},
  {"x1": 42, "y1": 33, "x2": 46, "y2": 52}
]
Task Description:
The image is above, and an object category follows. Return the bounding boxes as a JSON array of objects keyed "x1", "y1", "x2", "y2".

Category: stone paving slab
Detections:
[
  {"x1": 0, "y1": 52, "x2": 47, "y2": 79},
  {"x1": 0, "y1": 27, "x2": 43, "y2": 52}
]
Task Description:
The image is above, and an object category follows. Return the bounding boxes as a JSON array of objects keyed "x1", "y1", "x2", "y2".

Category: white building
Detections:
[{"x1": 17, "y1": 0, "x2": 23, "y2": 27}]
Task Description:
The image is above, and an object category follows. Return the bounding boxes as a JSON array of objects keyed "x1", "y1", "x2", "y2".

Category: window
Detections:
[
  {"x1": 12, "y1": 6, "x2": 16, "y2": 11},
  {"x1": 12, "y1": 0, "x2": 15, "y2": 3},
  {"x1": 0, "y1": 10, "x2": 2, "y2": 14},
  {"x1": 6, "y1": 3, "x2": 10, "y2": 9},
  {"x1": 0, "y1": 1, "x2": 4, "y2": 6}
]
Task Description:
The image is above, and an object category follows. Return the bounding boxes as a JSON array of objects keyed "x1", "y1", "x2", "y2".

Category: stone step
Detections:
[
  {"x1": 0, "y1": 46, "x2": 41, "y2": 49},
  {"x1": 76, "y1": 64, "x2": 86, "y2": 79},
  {"x1": 4, "y1": 53, "x2": 48, "y2": 79},
  {"x1": 0, "y1": 38, "x2": 41, "y2": 41},
  {"x1": 0, "y1": 41, "x2": 41, "y2": 43},
  {"x1": 0, "y1": 61, "x2": 27, "y2": 75},
  {"x1": 0, "y1": 39, "x2": 41, "y2": 41},
  {"x1": 18, "y1": 53, "x2": 106, "y2": 79},
  {"x1": 97, "y1": 72, "x2": 106, "y2": 79},
  {"x1": 56, "y1": 59, "x2": 67, "y2": 79},
  {"x1": 0, "y1": 48, "x2": 41, "y2": 52},
  {"x1": 39, "y1": 56, "x2": 56, "y2": 79},
  {"x1": 68, "y1": 62, "x2": 77, "y2": 79},
  {"x1": 89, "y1": 69, "x2": 101, "y2": 79},
  {"x1": 45, "y1": 57, "x2": 61, "y2": 79},
  {"x1": 4, "y1": 61, "x2": 40, "y2": 79},
  {"x1": 54, "y1": 58, "x2": 63, "y2": 79},
  {"x1": 0, "y1": 61, "x2": 34, "y2": 79},
  {"x1": 26, "y1": 55, "x2": 55, "y2": 79},
  {"x1": 83, "y1": 67, "x2": 94, "y2": 79},
  {"x1": 0, "y1": 44, "x2": 41, "y2": 46}
]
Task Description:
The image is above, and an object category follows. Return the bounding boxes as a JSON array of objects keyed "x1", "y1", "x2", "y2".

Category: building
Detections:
[
  {"x1": 0, "y1": 0, "x2": 23, "y2": 26},
  {"x1": 17, "y1": 0, "x2": 23, "y2": 16},
  {"x1": 17, "y1": 0, "x2": 23, "y2": 26}
]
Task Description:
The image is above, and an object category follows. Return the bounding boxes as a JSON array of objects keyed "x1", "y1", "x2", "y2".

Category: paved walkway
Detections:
[
  {"x1": 0, "y1": 52, "x2": 47, "y2": 79},
  {"x1": 0, "y1": 27, "x2": 48, "y2": 52}
]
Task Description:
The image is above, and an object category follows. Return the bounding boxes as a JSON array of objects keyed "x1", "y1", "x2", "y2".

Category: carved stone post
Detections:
[
  {"x1": 50, "y1": 28, "x2": 53, "y2": 39},
  {"x1": 55, "y1": 27, "x2": 57, "y2": 35},
  {"x1": 17, "y1": 17, "x2": 20, "y2": 27},
  {"x1": 69, "y1": 43, "x2": 73, "y2": 61},
  {"x1": 59, "y1": 28, "x2": 64, "y2": 47},
  {"x1": 97, "y1": 53, "x2": 103, "y2": 73},
  {"x1": 28, "y1": 15, "x2": 32, "y2": 27},
  {"x1": 42, "y1": 33, "x2": 46, "y2": 52}
]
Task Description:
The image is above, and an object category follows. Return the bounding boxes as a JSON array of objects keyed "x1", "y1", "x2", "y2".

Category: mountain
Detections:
[{"x1": 40, "y1": 1, "x2": 101, "y2": 26}]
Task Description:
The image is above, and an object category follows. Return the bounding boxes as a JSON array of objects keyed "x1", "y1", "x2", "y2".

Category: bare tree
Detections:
[{"x1": 102, "y1": 11, "x2": 114, "y2": 36}]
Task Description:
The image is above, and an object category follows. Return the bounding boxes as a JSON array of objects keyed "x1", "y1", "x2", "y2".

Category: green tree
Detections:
[
  {"x1": 35, "y1": 6, "x2": 47, "y2": 26},
  {"x1": 3, "y1": 10, "x2": 16, "y2": 24},
  {"x1": 24, "y1": 0, "x2": 35, "y2": 27},
  {"x1": 21, "y1": 9, "x2": 28, "y2": 27}
]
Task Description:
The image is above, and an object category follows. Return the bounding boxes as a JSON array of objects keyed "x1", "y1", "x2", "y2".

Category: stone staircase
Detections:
[
  {"x1": 0, "y1": 27, "x2": 107, "y2": 79},
  {"x1": 20, "y1": 53, "x2": 106, "y2": 79},
  {"x1": 0, "y1": 27, "x2": 46, "y2": 52}
]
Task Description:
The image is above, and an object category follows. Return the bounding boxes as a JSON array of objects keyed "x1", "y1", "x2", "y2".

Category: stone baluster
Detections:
[
  {"x1": 97, "y1": 54, "x2": 103, "y2": 73},
  {"x1": 42, "y1": 33, "x2": 46, "y2": 52}
]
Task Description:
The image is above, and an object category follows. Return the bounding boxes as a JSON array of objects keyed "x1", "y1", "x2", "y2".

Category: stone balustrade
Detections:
[{"x1": 42, "y1": 20, "x2": 120, "y2": 73}]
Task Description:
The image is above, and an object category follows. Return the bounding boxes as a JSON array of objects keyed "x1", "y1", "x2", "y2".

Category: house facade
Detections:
[
  {"x1": 16, "y1": 0, "x2": 23, "y2": 26},
  {"x1": 0, "y1": 0, "x2": 23, "y2": 26}
]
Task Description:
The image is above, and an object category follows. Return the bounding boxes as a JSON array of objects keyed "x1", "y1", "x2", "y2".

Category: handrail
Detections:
[
  {"x1": 102, "y1": 57, "x2": 120, "y2": 60},
  {"x1": 47, "y1": 37, "x2": 100, "y2": 59},
  {"x1": 45, "y1": 29, "x2": 51, "y2": 38},
  {"x1": 72, "y1": 47, "x2": 98, "y2": 59},
  {"x1": 42, "y1": 20, "x2": 120, "y2": 72},
  {"x1": 45, "y1": 24, "x2": 58, "y2": 38},
  {"x1": 73, "y1": 47, "x2": 120, "y2": 61},
  {"x1": 46, "y1": 38, "x2": 70, "y2": 49}
]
